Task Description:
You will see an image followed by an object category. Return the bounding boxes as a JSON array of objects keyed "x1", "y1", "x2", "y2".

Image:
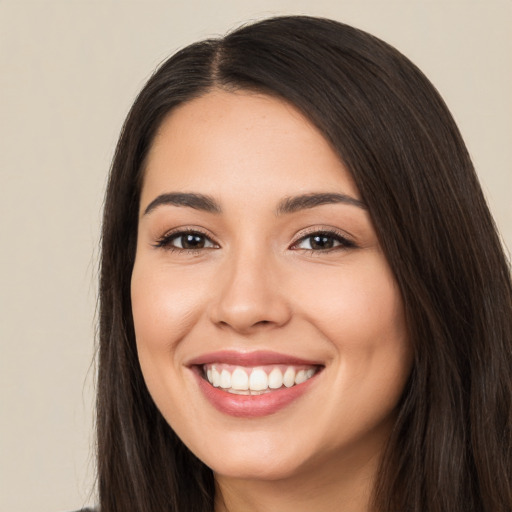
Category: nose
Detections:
[{"x1": 208, "y1": 249, "x2": 292, "y2": 334}]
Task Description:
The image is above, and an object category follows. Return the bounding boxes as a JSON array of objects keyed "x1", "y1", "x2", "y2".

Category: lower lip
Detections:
[{"x1": 192, "y1": 368, "x2": 318, "y2": 418}]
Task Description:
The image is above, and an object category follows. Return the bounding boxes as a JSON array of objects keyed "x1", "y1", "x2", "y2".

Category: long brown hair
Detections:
[{"x1": 97, "y1": 15, "x2": 512, "y2": 511}]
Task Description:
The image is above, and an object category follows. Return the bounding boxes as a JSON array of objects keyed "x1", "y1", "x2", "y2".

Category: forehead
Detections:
[{"x1": 141, "y1": 89, "x2": 359, "y2": 207}]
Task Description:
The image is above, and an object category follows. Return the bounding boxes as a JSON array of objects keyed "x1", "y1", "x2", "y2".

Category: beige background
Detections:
[{"x1": 0, "y1": 1, "x2": 510, "y2": 511}]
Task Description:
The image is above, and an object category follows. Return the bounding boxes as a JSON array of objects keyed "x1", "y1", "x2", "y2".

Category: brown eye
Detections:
[
  {"x1": 293, "y1": 231, "x2": 355, "y2": 251},
  {"x1": 309, "y1": 235, "x2": 335, "y2": 250},
  {"x1": 155, "y1": 231, "x2": 217, "y2": 251},
  {"x1": 178, "y1": 233, "x2": 208, "y2": 249}
]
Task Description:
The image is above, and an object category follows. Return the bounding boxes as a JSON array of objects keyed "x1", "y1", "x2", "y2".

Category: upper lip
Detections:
[{"x1": 187, "y1": 350, "x2": 323, "y2": 367}]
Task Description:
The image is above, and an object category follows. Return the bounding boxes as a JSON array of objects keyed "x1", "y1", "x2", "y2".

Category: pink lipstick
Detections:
[{"x1": 188, "y1": 351, "x2": 323, "y2": 418}]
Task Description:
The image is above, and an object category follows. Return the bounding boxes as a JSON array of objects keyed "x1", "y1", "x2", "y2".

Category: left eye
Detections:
[
  {"x1": 156, "y1": 231, "x2": 217, "y2": 250},
  {"x1": 292, "y1": 232, "x2": 353, "y2": 251}
]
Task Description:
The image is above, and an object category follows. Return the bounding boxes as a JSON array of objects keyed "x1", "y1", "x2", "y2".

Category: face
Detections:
[{"x1": 131, "y1": 90, "x2": 412, "y2": 483}]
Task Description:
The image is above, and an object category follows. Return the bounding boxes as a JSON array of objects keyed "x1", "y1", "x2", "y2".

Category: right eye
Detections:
[{"x1": 155, "y1": 230, "x2": 218, "y2": 252}]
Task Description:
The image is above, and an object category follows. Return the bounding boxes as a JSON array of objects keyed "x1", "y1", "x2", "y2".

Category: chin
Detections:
[
  {"x1": 209, "y1": 453, "x2": 308, "y2": 482},
  {"x1": 185, "y1": 426, "x2": 318, "y2": 482}
]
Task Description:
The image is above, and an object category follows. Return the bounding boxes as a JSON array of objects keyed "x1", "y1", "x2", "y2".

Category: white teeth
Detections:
[
  {"x1": 212, "y1": 366, "x2": 220, "y2": 387},
  {"x1": 295, "y1": 369, "x2": 307, "y2": 385},
  {"x1": 231, "y1": 368, "x2": 249, "y2": 390},
  {"x1": 268, "y1": 367, "x2": 283, "y2": 389},
  {"x1": 249, "y1": 368, "x2": 268, "y2": 391},
  {"x1": 283, "y1": 367, "x2": 296, "y2": 388},
  {"x1": 204, "y1": 364, "x2": 318, "y2": 393},
  {"x1": 220, "y1": 369, "x2": 231, "y2": 389}
]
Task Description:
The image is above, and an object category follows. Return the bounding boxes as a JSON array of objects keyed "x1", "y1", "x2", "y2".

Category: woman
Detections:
[{"x1": 95, "y1": 15, "x2": 512, "y2": 512}]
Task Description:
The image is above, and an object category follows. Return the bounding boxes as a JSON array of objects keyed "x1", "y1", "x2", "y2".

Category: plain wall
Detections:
[{"x1": 0, "y1": 1, "x2": 510, "y2": 511}]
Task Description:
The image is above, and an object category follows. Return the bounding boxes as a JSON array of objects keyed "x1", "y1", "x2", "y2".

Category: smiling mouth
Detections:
[
  {"x1": 201, "y1": 363, "x2": 321, "y2": 395},
  {"x1": 189, "y1": 351, "x2": 324, "y2": 417}
]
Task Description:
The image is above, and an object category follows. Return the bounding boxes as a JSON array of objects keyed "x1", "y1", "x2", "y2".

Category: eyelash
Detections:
[
  {"x1": 291, "y1": 229, "x2": 356, "y2": 252},
  {"x1": 154, "y1": 229, "x2": 217, "y2": 253},
  {"x1": 154, "y1": 228, "x2": 356, "y2": 254}
]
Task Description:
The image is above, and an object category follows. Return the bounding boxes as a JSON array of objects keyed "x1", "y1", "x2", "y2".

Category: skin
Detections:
[{"x1": 131, "y1": 90, "x2": 412, "y2": 512}]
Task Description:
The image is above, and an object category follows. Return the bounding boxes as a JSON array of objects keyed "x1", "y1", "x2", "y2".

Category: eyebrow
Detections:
[
  {"x1": 275, "y1": 193, "x2": 367, "y2": 214},
  {"x1": 143, "y1": 191, "x2": 367, "y2": 216},
  {"x1": 143, "y1": 193, "x2": 222, "y2": 215}
]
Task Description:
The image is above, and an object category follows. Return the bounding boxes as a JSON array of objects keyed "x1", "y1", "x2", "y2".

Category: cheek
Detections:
[
  {"x1": 294, "y1": 258, "x2": 406, "y2": 349},
  {"x1": 130, "y1": 258, "x2": 214, "y2": 427},
  {"x1": 130, "y1": 258, "x2": 214, "y2": 399},
  {"x1": 293, "y1": 257, "x2": 411, "y2": 421},
  {"x1": 131, "y1": 260, "x2": 207, "y2": 351}
]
